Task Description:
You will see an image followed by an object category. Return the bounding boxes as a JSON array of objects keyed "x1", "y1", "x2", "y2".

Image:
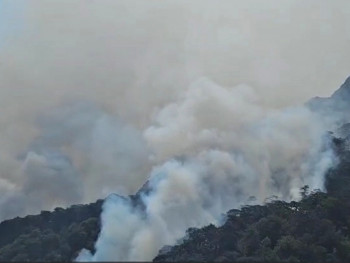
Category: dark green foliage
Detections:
[
  {"x1": 0, "y1": 200, "x2": 102, "y2": 262},
  {"x1": 154, "y1": 190, "x2": 350, "y2": 262}
]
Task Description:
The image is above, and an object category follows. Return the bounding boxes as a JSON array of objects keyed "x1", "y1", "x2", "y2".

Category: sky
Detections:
[{"x1": 0, "y1": 1, "x2": 25, "y2": 47}]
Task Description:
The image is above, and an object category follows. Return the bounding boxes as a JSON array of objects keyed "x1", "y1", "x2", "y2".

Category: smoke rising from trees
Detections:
[{"x1": 0, "y1": 0, "x2": 350, "y2": 259}]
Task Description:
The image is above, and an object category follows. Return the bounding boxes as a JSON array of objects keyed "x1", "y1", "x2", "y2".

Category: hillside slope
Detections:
[
  {"x1": 153, "y1": 135, "x2": 350, "y2": 262},
  {"x1": 0, "y1": 200, "x2": 103, "y2": 261}
]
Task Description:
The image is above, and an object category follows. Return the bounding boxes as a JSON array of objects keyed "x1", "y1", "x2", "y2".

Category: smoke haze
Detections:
[
  {"x1": 77, "y1": 78, "x2": 336, "y2": 261},
  {"x1": 0, "y1": 0, "x2": 350, "y2": 260}
]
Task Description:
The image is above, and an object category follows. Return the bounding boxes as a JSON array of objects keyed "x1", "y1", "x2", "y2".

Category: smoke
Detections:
[
  {"x1": 0, "y1": 102, "x2": 150, "y2": 220},
  {"x1": 0, "y1": 0, "x2": 349, "y2": 259},
  {"x1": 77, "y1": 78, "x2": 336, "y2": 261},
  {"x1": 0, "y1": 150, "x2": 83, "y2": 218}
]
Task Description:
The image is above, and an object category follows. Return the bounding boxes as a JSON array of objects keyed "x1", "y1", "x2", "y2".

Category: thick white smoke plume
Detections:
[
  {"x1": 77, "y1": 78, "x2": 335, "y2": 261},
  {"x1": 0, "y1": 0, "x2": 350, "y2": 260}
]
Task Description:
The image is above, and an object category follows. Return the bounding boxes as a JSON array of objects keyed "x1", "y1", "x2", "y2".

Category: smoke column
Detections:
[
  {"x1": 0, "y1": 0, "x2": 350, "y2": 259},
  {"x1": 77, "y1": 78, "x2": 336, "y2": 261}
]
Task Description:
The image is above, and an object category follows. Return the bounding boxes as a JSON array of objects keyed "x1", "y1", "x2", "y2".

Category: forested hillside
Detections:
[
  {"x1": 0, "y1": 200, "x2": 103, "y2": 261},
  {"x1": 154, "y1": 135, "x2": 350, "y2": 262}
]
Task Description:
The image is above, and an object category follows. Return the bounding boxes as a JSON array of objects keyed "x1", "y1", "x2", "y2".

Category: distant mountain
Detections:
[
  {"x1": 307, "y1": 77, "x2": 350, "y2": 124},
  {"x1": 330, "y1": 76, "x2": 350, "y2": 102}
]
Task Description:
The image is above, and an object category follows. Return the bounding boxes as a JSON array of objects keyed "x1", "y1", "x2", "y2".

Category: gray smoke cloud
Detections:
[
  {"x1": 77, "y1": 78, "x2": 336, "y2": 261},
  {"x1": 0, "y1": 150, "x2": 82, "y2": 219},
  {"x1": 0, "y1": 101, "x2": 150, "y2": 220},
  {"x1": 0, "y1": 0, "x2": 349, "y2": 259}
]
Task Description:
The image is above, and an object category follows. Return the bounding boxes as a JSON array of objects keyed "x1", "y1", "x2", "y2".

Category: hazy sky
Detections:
[
  {"x1": 0, "y1": 0, "x2": 350, "y2": 221},
  {"x1": 1, "y1": 1, "x2": 350, "y2": 114},
  {"x1": 1, "y1": 0, "x2": 349, "y2": 158}
]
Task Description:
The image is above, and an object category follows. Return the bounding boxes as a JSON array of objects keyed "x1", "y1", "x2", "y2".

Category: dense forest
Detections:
[{"x1": 0, "y1": 199, "x2": 103, "y2": 261}]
